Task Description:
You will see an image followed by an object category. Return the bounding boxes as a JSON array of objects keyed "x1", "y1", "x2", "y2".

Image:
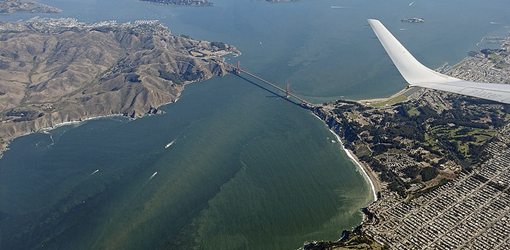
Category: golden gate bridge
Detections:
[{"x1": 229, "y1": 61, "x2": 314, "y2": 109}]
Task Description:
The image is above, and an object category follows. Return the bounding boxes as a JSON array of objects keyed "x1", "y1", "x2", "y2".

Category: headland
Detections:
[{"x1": 0, "y1": 17, "x2": 239, "y2": 158}]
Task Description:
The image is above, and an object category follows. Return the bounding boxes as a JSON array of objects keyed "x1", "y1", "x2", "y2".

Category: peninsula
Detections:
[
  {"x1": 305, "y1": 34, "x2": 510, "y2": 249},
  {"x1": 0, "y1": 0, "x2": 61, "y2": 14},
  {"x1": 139, "y1": 0, "x2": 212, "y2": 6},
  {"x1": 0, "y1": 18, "x2": 239, "y2": 157}
]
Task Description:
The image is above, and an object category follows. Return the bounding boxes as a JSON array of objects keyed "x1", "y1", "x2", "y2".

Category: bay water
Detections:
[{"x1": 1, "y1": 0, "x2": 510, "y2": 249}]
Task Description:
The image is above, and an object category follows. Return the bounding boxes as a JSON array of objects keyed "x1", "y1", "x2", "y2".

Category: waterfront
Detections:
[{"x1": 1, "y1": 0, "x2": 510, "y2": 249}]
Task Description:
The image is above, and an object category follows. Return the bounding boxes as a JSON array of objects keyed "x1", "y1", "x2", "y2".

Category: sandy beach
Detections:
[
  {"x1": 329, "y1": 128, "x2": 380, "y2": 202},
  {"x1": 311, "y1": 113, "x2": 380, "y2": 202}
]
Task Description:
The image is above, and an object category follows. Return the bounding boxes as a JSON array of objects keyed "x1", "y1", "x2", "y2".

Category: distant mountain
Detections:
[{"x1": 0, "y1": 0, "x2": 61, "y2": 14}]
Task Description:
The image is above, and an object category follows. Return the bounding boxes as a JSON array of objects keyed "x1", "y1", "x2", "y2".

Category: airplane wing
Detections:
[{"x1": 367, "y1": 19, "x2": 510, "y2": 104}]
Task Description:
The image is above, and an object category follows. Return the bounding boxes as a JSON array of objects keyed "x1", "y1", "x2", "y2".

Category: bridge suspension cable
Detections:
[{"x1": 231, "y1": 61, "x2": 312, "y2": 107}]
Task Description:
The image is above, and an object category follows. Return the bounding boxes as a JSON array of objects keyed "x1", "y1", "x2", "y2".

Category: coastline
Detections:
[
  {"x1": 311, "y1": 113, "x2": 379, "y2": 202},
  {"x1": 41, "y1": 114, "x2": 126, "y2": 131},
  {"x1": 357, "y1": 87, "x2": 409, "y2": 103},
  {"x1": 330, "y1": 129, "x2": 379, "y2": 202},
  {"x1": 0, "y1": 113, "x2": 127, "y2": 160},
  {"x1": 355, "y1": 87, "x2": 417, "y2": 108},
  {"x1": 0, "y1": 97, "x2": 183, "y2": 160}
]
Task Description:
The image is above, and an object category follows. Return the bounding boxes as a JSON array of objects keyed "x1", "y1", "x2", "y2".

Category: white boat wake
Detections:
[
  {"x1": 149, "y1": 171, "x2": 158, "y2": 180},
  {"x1": 165, "y1": 139, "x2": 176, "y2": 149},
  {"x1": 330, "y1": 6, "x2": 348, "y2": 9}
]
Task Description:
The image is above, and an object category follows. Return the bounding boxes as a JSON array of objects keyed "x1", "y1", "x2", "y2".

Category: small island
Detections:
[
  {"x1": 0, "y1": 18, "x2": 239, "y2": 156},
  {"x1": 139, "y1": 0, "x2": 212, "y2": 6},
  {"x1": 401, "y1": 17, "x2": 425, "y2": 23},
  {"x1": 0, "y1": 0, "x2": 61, "y2": 14}
]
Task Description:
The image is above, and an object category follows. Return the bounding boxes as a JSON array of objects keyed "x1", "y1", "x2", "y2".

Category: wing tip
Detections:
[{"x1": 367, "y1": 19, "x2": 381, "y2": 25}]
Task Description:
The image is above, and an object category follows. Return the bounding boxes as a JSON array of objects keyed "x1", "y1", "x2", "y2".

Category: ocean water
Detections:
[{"x1": 1, "y1": 0, "x2": 510, "y2": 249}]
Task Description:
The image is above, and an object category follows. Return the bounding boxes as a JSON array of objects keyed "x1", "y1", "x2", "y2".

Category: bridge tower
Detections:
[
  {"x1": 285, "y1": 82, "x2": 290, "y2": 98},
  {"x1": 234, "y1": 61, "x2": 241, "y2": 75}
]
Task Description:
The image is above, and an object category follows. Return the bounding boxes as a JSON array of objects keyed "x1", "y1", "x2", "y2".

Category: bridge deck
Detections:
[{"x1": 229, "y1": 64, "x2": 313, "y2": 108}]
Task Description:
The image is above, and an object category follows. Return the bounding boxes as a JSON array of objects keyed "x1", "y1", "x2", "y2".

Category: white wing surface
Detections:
[{"x1": 368, "y1": 19, "x2": 510, "y2": 104}]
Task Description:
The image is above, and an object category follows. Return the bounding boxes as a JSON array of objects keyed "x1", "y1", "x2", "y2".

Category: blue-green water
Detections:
[{"x1": 1, "y1": 0, "x2": 510, "y2": 249}]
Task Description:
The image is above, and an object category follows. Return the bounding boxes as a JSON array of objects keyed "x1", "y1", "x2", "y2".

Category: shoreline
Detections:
[
  {"x1": 0, "y1": 93, "x2": 188, "y2": 159},
  {"x1": 41, "y1": 114, "x2": 127, "y2": 131},
  {"x1": 311, "y1": 113, "x2": 379, "y2": 202},
  {"x1": 329, "y1": 129, "x2": 379, "y2": 202},
  {"x1": 0, "y1": 70, "x2": 199, "y2": 160},
  {"x1": 0, "y1": 113, "x2": 128, "y2": 160},
  {"x1": 356, "y1": 87, "x2": 410, "y2": 104}
]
